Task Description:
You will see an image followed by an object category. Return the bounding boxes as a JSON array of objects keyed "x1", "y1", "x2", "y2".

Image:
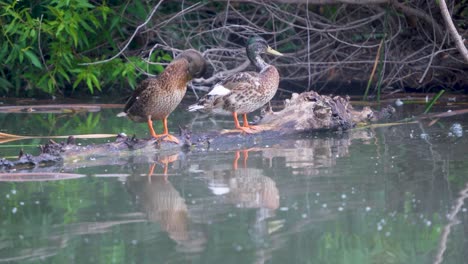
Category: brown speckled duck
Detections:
[
  {"x1": 118, "y1": 50, "x2": 206, "y2": 144},
  {"x1": 188, "y1": 36, "x2": 282, "y2": 133}
]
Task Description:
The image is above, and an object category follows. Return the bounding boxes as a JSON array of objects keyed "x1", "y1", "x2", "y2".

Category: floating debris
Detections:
[
  {"x1": 449, "y1": 123, "x2": 463, "y2": 137},
  {"x1": 234, "y1": 244, "x2": 243, "y2": 252},
  {"x1": 420, "y1": 133, "x2": 429, "y2": 140}
]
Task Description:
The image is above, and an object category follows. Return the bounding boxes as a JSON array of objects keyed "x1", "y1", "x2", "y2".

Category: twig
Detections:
[
  {"x1": 437, "y1": 0, "x2": 468, "y2": 63},
  {"x1": 79, "y1": 0, "x2": 164, "y2": 66},
  {"x1": 363, "y1": 38, "x2": 384, "y2": 100},
  {"x1": 193, "y1": 60, "x2": 251, "y2": 86},
  {"x1": 391, "y1": 0, "x2": 444, "y2": 40},
  {"x1": 37, "y1": 14, "x2": 47, "y2": 69},
  {"x1": 88, "y1": 1, "x2": 466, "y2": 91}
]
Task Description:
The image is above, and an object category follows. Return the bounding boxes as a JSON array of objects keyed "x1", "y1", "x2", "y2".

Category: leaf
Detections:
[
  {"x1": 86, "y1": 75, "x2": 94, "y2": 93},
  {"x1": 0, "y1": 77, "x2": 13, "y2": 91},
  {"x1": 56, "y1": 23, "x2": 65, "y2": 36},
  {"x1": 57, "y1": 67, "x2": 71, "y2": 82},
  {"x1": 76, "y1": 0, "x2": 95, "y2": 9},
  {"x1": 0, "y1": 43, "x2": 8, "y2": 60},
  {"x1": 90, "y1": 74, "x2": 101, "y2": 91},
  {"x1": 18, "y1": 47, "x2": 24, "y2": 63},
  {"x1": 78, "y1": 19, "x2": 96, "y2": 34},
  {"x1": 162, "y1": 53, "x2": 172, "y2": 61},
  {"x1": 29, "y1": 29, "x2": 36, "y2": 38},
  {"x1": 5, "y1": 45, "x2": 20, "y2": 64},
  {"x1": 24, "y1": 50, "x2": 43, "y2": 69},
  {"x1": 98, "y1": 5, "x2": 110, "y2": 22},
  {"x1": 72, "y1": 73, "x2": 84, "y2": 89},
  {"x1": 154, "y1": 64, "x2": 164, "y2": 73},
  {"x1": 47, "y1": 77, "x2": 56, "y2": 94},
  {"x1": 65, "y1": 25, "x2": 79, "y2": 47}
]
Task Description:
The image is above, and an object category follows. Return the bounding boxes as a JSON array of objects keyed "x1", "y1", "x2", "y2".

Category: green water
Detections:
[{"x1": 0, "y1": 98, "x2": 467, "y2": 264}]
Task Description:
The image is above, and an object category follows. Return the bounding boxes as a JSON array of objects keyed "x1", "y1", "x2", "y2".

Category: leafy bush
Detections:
[{"x1": 0, "y1": 0, "x2": 165, "y2": 97}]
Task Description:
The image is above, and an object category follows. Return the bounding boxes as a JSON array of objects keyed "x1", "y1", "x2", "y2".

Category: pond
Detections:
[{"x1": 0, "y1": 95, "x2": 467, "y2": 264}]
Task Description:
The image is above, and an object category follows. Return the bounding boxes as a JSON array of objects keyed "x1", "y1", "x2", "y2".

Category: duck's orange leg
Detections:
[
  {"x1": 147, "y1": 116, "x2": 179, "y2": 144},
  {"x1": 147, "y1": 117, "x2": 159, "y2": 138},
  {"x1": 242, "y1": 114, "x2": 262, "y2": 131},
  {"x1": 233, "y1": 112, "x2": 253, "y2": 134},
  {"x1": 161, "y1": 117, "x2": 180, "y2": 144}
]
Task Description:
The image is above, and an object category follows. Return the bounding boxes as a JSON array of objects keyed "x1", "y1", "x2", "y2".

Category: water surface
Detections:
[{"x1": 0, "y1": 97, "x2": 467, "y2": 264}]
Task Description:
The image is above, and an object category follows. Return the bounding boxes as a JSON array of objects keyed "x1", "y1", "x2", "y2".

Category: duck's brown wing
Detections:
[
  {"x1": 123, "y1": 78, "x2": 154, "y2": 113},
  {"x1": 219, "y1": 71, "x2": 259, "y2": 90}
]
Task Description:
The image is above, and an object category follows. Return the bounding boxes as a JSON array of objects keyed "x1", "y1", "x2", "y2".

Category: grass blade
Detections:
[{"x1": 423, "y1": 90, "x2": 445, "y2": 114}]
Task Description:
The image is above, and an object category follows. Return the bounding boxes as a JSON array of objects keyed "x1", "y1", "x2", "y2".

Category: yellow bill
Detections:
[{"x1": 266, "y1": 46, "x2": 283, "y2": 56}]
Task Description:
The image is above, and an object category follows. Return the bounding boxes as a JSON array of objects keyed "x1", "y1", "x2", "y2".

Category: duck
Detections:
[
  {"x1": 187, "y1": 36, "x2": 282, "y2": 133},
  {"x1": 118, "y1": 49, "x2": 206, "y2": 144}
]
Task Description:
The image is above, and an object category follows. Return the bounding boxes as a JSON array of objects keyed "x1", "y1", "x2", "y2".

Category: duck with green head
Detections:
[
  {"x1": 118, "y1": 50, "x2": 207, "y2": 144},
  {"x1": 188, "y1": 36, "x2": 283, "y2": 133}
]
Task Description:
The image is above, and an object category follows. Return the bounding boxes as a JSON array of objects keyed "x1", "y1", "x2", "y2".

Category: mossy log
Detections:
[{"x1": 0, "y1": 91, "x2": 394, "y2": 171}]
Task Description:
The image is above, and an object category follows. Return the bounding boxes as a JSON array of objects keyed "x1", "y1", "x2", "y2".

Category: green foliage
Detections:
[{"x1": 0, "y1": 0, "x2": 166, "y2": 96}]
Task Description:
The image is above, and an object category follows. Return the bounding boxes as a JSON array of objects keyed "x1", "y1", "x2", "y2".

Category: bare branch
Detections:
[
  {"x1": 437, "y1": 0, "x2": 468, "y2": 63},
  {"x1": 88, "y1": 0, "x2": 466, "y2": 93},
  {"x1": 390, "y1": 0, "x2": 444, "y2": 40},
  {"x1": 79, "y1": 0, "x2": 165, "y2": 66}
]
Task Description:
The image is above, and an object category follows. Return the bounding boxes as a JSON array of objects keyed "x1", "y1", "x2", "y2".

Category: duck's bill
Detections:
[{"x1": 266, "y1": 46, "x2": 283, "y2": 56}]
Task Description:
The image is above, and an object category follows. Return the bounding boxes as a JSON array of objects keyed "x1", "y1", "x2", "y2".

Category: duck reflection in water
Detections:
[
  {"x1": 201, "y1": 149, "x2": 281, "y2": 262},
  {"x1": 209, "y1": 149, "x2": 280, "y2": 210},
  {"x1": 126, "y1": 154, "x2": 206, "y2": 252}
]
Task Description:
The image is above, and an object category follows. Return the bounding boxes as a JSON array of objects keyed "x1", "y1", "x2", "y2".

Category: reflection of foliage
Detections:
[
  {"x1": 72, "y1": 113, "x2": 101, "y2": 134},
  {"x1": 0, "y1": 177, "x2": 133, "y2": 262},
  {"x1": 314, "y1": 213, "x2": 441, "y2": 264}
]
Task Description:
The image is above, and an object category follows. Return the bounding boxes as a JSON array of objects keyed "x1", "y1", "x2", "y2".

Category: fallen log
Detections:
[{"x1": 0, "y1": 91, "x2": 395, "y2": 171}]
